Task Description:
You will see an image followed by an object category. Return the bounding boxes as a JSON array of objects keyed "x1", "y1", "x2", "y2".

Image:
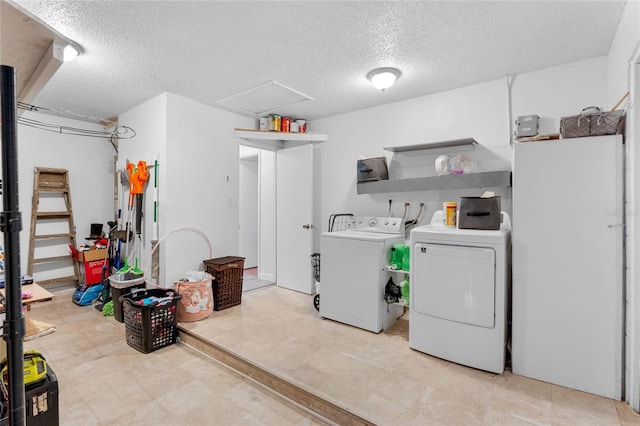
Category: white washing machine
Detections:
[
  {"x1": 320, "y1": 217, "x2": 405, "y2": 333},
  {"x1": 409, "y1": 210, "x2": 511, "y2": 373}
]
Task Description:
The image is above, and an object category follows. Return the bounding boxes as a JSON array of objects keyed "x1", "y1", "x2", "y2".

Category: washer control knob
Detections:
[
  {"x1": 391, "y1": 221, "x2": 397, "y2": 226},
  {"x1": 357, "y1": 218, "x2": 363, "y2": 224},
  {"x1": 384, "y1": 220, "x2": 389, "y2": 225},
  {"x1": 368, "y1": 218, "x2": 377, "y2": 227}
]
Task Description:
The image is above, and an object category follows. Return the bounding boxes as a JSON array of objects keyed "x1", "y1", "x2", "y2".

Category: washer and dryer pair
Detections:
[{"x1": 409, "y1": 210, "x2": 511, "y2": 374}]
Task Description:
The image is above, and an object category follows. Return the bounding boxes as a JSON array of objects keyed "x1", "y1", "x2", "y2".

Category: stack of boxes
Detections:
[{"x1": 78, "y1": 248, "x2": 109, "y2": 285}]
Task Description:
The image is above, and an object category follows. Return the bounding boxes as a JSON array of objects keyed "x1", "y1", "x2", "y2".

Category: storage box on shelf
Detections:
[{"x1": 203, "y1": 256, "x2": 245, "y2": 311}]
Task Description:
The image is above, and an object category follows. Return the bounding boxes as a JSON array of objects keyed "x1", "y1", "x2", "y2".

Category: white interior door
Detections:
[{"x1": 276, "y1": 144, "x2": 313, "y2": 294}]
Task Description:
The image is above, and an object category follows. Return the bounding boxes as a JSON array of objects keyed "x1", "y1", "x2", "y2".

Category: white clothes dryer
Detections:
[{"x1": 409, "y1": 210, "x2": 511, "y2": 373}]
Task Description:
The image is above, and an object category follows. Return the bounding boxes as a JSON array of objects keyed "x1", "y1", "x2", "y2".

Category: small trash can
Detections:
[
  {"x1": 175, "y1": 274, "x2": 214, "y2": 322},
  {"x1": 108, "y1": 273, "x2": 146, "y2": 323}
]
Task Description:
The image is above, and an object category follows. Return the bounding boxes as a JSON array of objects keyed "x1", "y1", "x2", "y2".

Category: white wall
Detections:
[
  {"x1": 115, "y1": 93, "x2": 168, "y2": 280},
  {"x1": 14, "y1": 111, "x2": 114, "y2": 283},
  {"x1": 239, "y1": 155, "x2": 258, "y2": 268},
  {"x1": 311, "y1": 57, "x2": 607, "y2": 247},
  {"x1": 119, "y1": 92, "x2": 253, "y2": 284}
]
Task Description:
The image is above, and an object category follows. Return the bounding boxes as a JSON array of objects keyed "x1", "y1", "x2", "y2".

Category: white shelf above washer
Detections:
[
  {"x1": 234, "y1": 128, "x2": 327, "y2": 151},
  {"x1": 383, "y1": 138, "x2": 477, "y2": 152}
]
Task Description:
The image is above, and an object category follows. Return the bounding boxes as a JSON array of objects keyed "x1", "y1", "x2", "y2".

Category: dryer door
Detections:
[{"x1": 413, "y1": 243, "x2": 495, "y2": 328}]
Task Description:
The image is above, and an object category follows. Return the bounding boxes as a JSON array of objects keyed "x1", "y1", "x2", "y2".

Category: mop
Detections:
[
  {"x1": 117, "y1": 163, "x2": 134, "y2": 275},
  {"x1": 111, "y1": 168, "x2": 129, "y2": 271},
  {"x1": 151, "y1": 152, "x2": 160, "y2": 282}
]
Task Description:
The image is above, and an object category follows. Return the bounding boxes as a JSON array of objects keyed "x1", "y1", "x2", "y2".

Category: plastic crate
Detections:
[
  {"x1": 203, "y1": 256, "x2": 245, "y2": 311},
  {"x1": 121, "y1": 288, "x2": 181, "y2": 354}
]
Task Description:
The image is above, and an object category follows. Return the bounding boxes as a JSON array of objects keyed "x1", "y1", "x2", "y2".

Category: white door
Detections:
[
  {"x1": 512, "y1": 136, "x2": 623, "y2": 400},
  {"x1": 414, "y1": 243, "x2": 495, "y2": 328},
  {"x1": 276, "y1": 144, "x2": 314, "y2": 294}
]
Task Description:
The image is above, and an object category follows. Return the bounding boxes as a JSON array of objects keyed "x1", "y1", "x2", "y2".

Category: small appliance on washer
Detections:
[
  {"x1": 320, "y1": 216, "x2": 405, "y2": 333},
  {"x1": 409, "y1": 210, "x2": 511, "y2": 373}
]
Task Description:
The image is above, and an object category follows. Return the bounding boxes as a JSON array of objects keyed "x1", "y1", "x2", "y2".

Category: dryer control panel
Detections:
[{"x1": 353, "y1": 217, "x2": 403, "y2": 234}]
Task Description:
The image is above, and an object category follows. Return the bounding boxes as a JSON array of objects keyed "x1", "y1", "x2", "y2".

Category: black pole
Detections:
[{"x1": 1, "y1": 65, "x2": 25, "y2": 425}]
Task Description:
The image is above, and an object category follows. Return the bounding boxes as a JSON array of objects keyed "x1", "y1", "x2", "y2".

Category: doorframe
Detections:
[
  {"x1": 239, "y1": 151, "x2": 259, "y2": 269},
  {"x1": 626, "y1": 48, "x2": 640, "y2": 412},
  {"x1": 238, "y1": 144, "x2": 277, "y2": 283}
]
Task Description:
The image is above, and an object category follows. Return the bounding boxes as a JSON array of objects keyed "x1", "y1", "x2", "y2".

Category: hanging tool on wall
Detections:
[
  {"x1": 151, "y1": 152, "x2": 160, "y2": 281},
  {"x1": 121, "y1": 160, "x2": 148, "y2": 275},
  {"x1": 111, "y1": 168, "x2": 130, "y2": 270}
]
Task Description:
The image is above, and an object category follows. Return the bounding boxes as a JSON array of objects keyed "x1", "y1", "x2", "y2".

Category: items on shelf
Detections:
[{"x1": 258, "y1": 114, "x2": 307, "y2": 133}]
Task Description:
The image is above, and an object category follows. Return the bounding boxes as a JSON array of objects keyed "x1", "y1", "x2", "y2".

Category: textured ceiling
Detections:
[{"x1": 6, "y1": 0, "x2": 627, "y2": 124}]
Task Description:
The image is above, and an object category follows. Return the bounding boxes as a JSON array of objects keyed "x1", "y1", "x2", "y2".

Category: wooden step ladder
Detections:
[{"x1": 27, "y1": 167, "x2": 80, "y2": 286}]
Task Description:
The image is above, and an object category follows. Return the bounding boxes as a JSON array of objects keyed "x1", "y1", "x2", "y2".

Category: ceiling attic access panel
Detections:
[{"x1": 234, "y1": 129, "x2": 327, "y2": 151}]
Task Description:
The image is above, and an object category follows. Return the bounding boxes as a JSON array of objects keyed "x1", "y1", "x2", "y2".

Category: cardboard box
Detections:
[
  {"x1": 82, "y1": 259, "x2": 109, "y2": 285},
  {"x1": 78, "y1": 248, "x2": 108, "y2": 263}
]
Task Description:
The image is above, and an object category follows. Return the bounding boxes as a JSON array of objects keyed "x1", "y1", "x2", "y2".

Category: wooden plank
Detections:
[
  {"x1": 34, "y1": 233, "x2": 73, "y2": 240},
  {"x1": 35, "y1": 211, "x2": 71, "y2": 218},
  {"x1": 33, "y1": 255, "x2": 75, "y2": 264}
]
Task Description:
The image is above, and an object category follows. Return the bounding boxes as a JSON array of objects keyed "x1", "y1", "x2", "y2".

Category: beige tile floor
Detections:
[
  {"x1": 20, "y1": 285, "x2": 640, "y2": 425},
  {"x1": 180, "y1": 286, "x2": 640, "y2": 426},
  {"x1": 22, "y1": 291, "x2": 326, "y2": 425}
]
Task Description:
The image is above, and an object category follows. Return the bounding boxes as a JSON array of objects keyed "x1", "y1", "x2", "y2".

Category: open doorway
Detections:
[{"x1": 239, "y1": 145, "x2": 276, "y2": 292}]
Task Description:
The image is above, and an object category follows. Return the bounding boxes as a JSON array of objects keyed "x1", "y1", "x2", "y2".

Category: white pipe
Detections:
[{"x1": 143, "y1": 226, "x2": 213, "y2": 289}]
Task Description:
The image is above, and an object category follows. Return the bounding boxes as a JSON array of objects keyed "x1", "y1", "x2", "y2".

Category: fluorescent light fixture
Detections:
[
  {"x1": 63, "y1": 44, "x2": 80, "y2": 62},
  {"x1": 367, "y1": 67, "x2": 401, "y2": 91}
]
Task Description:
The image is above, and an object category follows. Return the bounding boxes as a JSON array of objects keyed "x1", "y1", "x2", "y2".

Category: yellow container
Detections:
[{"x1": 443, "y1": 202, "x2": 457, "y2": 227}]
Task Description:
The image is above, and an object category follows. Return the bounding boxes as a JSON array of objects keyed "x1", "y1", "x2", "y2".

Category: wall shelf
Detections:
[
  {"x1": 235, "y1": 128, "x2": 327, "y2": 151},
  {"x1": 383, "y1": 138, "x2": 477, "y2": 152},
  {"x1": 357, "y1": 170, "x2": 512, "y2": 194}
]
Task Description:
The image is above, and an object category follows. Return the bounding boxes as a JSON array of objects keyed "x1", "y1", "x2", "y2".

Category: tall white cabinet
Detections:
[{"x1": 512, "y1": 135, "x2": 623, "y2": 400}]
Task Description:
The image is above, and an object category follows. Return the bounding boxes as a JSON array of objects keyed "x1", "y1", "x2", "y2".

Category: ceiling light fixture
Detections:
[
  {"x1": 367, "y1": 67, "x2": 401, "y2": 91},
  {"x1": 63, "y1": 44, "x2": 81, "y2": 62}
]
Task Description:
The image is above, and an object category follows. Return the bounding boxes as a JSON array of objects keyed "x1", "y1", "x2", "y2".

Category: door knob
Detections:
[{"x1": 303, "y1": 224, "x2": 314, "y2": 229}]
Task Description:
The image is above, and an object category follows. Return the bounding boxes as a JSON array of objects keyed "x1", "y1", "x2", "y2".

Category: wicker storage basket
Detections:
[{"x1": 203, "y1": 256, "x2": 245, "y2": 310}]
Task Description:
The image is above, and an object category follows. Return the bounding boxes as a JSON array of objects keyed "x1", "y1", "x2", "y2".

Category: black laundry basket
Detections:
[{"x1": 121, "y1": 288, "x2": 181, "y2": 354}]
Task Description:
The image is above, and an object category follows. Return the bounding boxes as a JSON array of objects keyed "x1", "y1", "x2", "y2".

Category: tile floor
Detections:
[
  {"x1": 22, "y1": 291, "x2": 325, "y2": 425},
  {"x1": 181, "y1": 286, "x2": 639, "y2": 426},
  {"x1": 20, "y1": 285, "x2": 640, "y2": 425}
]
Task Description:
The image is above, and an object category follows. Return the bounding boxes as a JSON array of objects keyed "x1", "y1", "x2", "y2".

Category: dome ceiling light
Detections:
[{"x1": 367, "y1": 67, "x2": 401, "y2": 91}]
